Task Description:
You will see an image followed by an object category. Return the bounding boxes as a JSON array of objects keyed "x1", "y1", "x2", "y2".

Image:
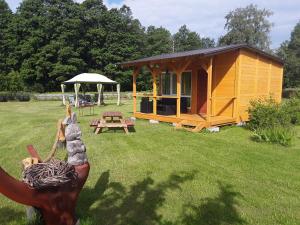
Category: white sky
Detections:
[{"x1": 7, "y1": 0, "x2": 300, "y2": 49}]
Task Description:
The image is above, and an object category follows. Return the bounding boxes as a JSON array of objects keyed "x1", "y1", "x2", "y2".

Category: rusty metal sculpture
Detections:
[{"x1": 0, "y1": 107, "x2": 89, "y2": 225}]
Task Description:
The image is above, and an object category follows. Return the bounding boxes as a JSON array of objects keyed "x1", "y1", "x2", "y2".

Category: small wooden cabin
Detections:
[{"x1": 121, "y1": 44, "x2": 284, "y2": 132}]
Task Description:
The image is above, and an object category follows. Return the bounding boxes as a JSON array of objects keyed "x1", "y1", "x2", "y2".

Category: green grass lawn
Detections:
[{"x1": 0, "y1": 101, "x2": 299, "y2": 225}]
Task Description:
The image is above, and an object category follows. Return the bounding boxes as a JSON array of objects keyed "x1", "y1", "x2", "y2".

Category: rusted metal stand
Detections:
[{"x1": 0, "y1": 146, "x2": 89, "y2": 225}]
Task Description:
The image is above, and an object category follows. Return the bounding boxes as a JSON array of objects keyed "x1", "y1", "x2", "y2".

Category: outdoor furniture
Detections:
[
  {"x1": 157, "y1": 98, "x2": 176, "y2": 115},
  {"x1": 140, "y1": 97, "x2": 153, "y2": 113},
  {"x1": 90, "y1": 111, "x2": 134, "y2": 134},
  {"x1": 78, "y1": 102, "x2": 95, "y2": 116},
  {"x1": 157, "y1": 98, "x2": 188, "y2": 115},
  {"x1": 68, "y1": 96, "x2": 75, "y2": 106}
]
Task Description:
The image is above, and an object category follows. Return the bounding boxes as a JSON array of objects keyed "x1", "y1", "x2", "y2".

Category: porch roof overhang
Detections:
[{"x1": 120, "y1": 44, "x2": 284, "y2": 67}]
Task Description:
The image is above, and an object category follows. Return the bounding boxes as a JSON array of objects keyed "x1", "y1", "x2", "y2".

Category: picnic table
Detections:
[{"x1": 90, "y1": 111, "x2": 134, "y2": 134}]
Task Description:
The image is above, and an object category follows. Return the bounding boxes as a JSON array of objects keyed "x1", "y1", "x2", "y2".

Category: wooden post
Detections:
[
  {"x1": 211, "y1": 60, "x2": 216, "y2": 116},
  {"x1": 233, "y1": 50, "x2": 241, "y2": 120},
  {"x1": 176, "y1": 71, "x2": 181, "y2": 118},
  {"x1": 153, "y1": 72, "x2": 157, "y2": 115},
  {"x1": 206, "y1": 57, "x2": 213, "y2": 122},
  {"x1": 132, "y1": 67, "x2": 140, "y2": 114}
]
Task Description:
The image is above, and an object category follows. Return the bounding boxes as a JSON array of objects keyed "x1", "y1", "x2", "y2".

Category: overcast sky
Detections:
[{"x1": 6, "y1": 0, "x2": 300, "y2": 49}]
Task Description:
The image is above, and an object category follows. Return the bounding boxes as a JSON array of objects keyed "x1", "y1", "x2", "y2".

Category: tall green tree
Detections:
[
  {"x1": 80, "y1": 0, "x2": 108, "y2": 72},
  {"x1": 101, "y1": 5, "x2": 145, "y2": 90},
  {"x1": 144, "y1": 26, "x2": 172, "y2": 56},
  {"x1": 136, "y1": 26, "x2": 173, "y2": 91},
  {"x1": 173, "y1": 25, "x2": 214, "y2": 52},
  {"x1": 277, "y1": 22, "x2": 300, "y2": 87},
  {"x1": 219, "y1": 4, "x2": 273, "y2": 51},
  {"x1": 0, "y1": 0, "x2": 14, "y2": 90},
  {"x1": 11, "y1": 0, "x2": 86, "y2": 92}
]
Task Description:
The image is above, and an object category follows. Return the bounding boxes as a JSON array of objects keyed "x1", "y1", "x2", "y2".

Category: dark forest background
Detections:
[{"x1": 0, "y1": 0, "x2": 299, "y2": 92}]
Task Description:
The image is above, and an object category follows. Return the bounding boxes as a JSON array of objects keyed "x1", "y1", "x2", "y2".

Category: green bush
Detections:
[
  {"x1": 253, "y1": 127, "x2": 294, "y2": 146},
  {"x1": 16, "y1": 92, "x2": 31, "y2": 102},
  {"x1": 6, "y1": 92, "x2": 16, "y2": 101},
  {"x1": 282, "y1": 95, "x2": 300, "y2": 125},
  {"x1": 247, "y1": 97, "x2": 290, "y2": 131},
  {"x1": 0, "y1": 92, "x2": 8, "y2": 102},
  {"x1": 0, "y1": 92, "x2": 31, "y2": 102},
  {"x1": 248, "y1": 97, "x2": 294, "y2": 146}
]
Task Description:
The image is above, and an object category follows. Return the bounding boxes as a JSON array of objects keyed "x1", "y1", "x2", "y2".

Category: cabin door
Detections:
[{"x1": 197, "y1": 69, "x2": 207, "y2": 115}]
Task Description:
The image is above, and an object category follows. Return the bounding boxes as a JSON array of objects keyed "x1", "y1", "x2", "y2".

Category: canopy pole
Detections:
[
  {"x1": 97, "y1": 84, "x2": 103, "y2": 106},
  {"x1": 61, "y1": 84, "x2": 66, "y2": 105},
  {"x1": 117, "y1": 83, "x2": 120, "y2": 106},
  {"x1": 101, "y1": 85, "x2": 104, "y2": 105},
  {"x1": 74, "y1": 83, "x2": 81, "y2": 107}
]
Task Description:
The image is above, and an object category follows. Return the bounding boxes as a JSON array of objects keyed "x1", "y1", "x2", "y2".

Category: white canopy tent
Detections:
[{"x1": 62, "y1": 73, "x2": 120, "y2": 107}]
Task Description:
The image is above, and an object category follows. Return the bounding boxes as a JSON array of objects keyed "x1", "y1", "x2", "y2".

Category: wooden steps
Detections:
[{"x1": 175, "y1": 120, "x2": 206, "y2": 132}]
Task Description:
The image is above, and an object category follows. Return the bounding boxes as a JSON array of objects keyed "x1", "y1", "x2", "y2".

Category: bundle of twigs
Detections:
[{"x1": 23, "y1": 159, "x2": 78, "y2": 189}]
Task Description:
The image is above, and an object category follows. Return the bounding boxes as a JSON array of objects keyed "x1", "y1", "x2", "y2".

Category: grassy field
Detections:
[{"x1": 0, "y1": 101, "x2": 299, "y2": 225}]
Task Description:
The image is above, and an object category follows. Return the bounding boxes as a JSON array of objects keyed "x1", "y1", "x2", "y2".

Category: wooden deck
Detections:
[{"x1": 134, "y1": 112, "x2": 236, "y2": 128}]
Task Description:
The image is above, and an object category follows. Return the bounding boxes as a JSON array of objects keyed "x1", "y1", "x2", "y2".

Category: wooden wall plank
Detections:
[
  {"x1": 132, "y1": 67, "x2": 140, "y2": 114},
  {"x1": 176, "y1": 71, "x2": 181, "y2": 117},
  {"x1": 212, "y1": 51, "x2": 236, "y2": 118}
]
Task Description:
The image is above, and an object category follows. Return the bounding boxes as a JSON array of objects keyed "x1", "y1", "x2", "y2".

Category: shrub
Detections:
[
  {"x1": 16, "y1": 92, "x2": 31, "y2": 102},
  {"x1": 248, "y1": 97, "x2": 294, "y2": 146},
  {"x1": 247, "y1": 97, "x2": 290, "y2": 131},
  {"x1": 6, "y1": 92, "x2": 16, "y2": 101},
  {"x1": 282, "y1": 94, "x2": 300, "y2": 125},
  {"x1": 0, "y1": 92, "x2": 8, "y2": 102},
  {"x1": 253, "y1": 127, "x2": 294, "y2": 146},
  {"x1": 0, "y1": 92, "x2": 31, "y2": 102}
]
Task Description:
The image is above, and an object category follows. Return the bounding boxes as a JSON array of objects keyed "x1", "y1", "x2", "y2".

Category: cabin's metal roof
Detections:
[{"x1": 120, "y1": 44, "x2": 283, "y2": 66}]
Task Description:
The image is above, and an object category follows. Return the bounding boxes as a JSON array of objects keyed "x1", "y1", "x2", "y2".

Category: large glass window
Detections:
[
  {"x1": 181, "y1": 72, "x2": 192, "y2": 96},
  {"x1": 161, "y1": 72, "x2": 176, "y2": 95},
  {"x1": 181, "y1": 71, "x2": 192, "y2": 109},
  {"x1": 160, "y1": 71, "x2": 191, "y2": 98},
  {"x1": 161, "y1": 72, "x2": 170, "y2": 95},
  {"x1": 171, "y1": 73, "x2": 177, "y2": 95}
]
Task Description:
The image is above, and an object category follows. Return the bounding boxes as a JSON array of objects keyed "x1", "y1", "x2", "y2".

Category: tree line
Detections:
[{"x1": 0, "y1": 0, "x2": 299, "y2": 92}]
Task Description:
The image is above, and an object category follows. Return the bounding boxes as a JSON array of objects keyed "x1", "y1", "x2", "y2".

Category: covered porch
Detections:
[{"x1": 131, "y1": 56, "x2": 235, "y2": 130}]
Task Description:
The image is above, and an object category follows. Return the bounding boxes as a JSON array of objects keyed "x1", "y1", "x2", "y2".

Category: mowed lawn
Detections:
[{"x1": 0, "y1": 101, "x2": 299, "y2": 225}]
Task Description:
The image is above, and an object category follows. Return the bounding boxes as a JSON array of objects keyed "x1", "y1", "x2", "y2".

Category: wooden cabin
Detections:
[{"x1": 121, "y1": 44, "x2": 284, "y2": 132}]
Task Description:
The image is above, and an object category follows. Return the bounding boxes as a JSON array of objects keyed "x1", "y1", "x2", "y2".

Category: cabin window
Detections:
[
  {"x1": 160, "y1": 71, "x2": 191, "y2": 96},
  {"x1": 160, "y1": 71, "x2": 192, "y2": 109},
  {"x1": 181, "y1": 72, "x2": 192, "y2": 96},
  {"x1": 181, "y1": 71, "x2": 192, "y2": 109},
  {"x1": 161, "y1": 72, "x2": 177, "y2": 95}
]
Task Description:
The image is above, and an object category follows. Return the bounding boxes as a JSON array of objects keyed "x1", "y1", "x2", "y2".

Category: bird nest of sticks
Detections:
[{"x1": 23, "y1": 159, "x2": 78, "y2": 189}]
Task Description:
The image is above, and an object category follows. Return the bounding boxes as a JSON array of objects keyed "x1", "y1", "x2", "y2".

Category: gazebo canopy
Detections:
[
  {"x1": 63, "y1": 73, "x2": 117, "y2": 84},
  {"x1": 61, "y1": 73, "x2": 120, "y2": 107}
]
